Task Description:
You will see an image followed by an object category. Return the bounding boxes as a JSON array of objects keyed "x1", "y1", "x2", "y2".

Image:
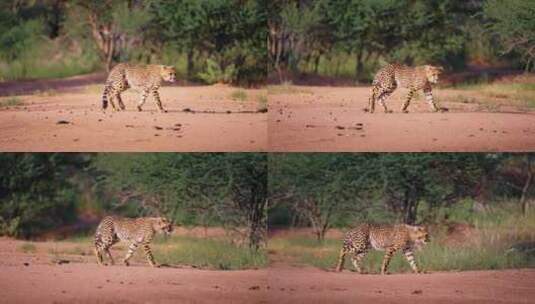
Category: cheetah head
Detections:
[
  {"x1": 424, "y1": 65, "x2": 443, "y2": 84},
  {"x1": 153, "y1": 217, "x2": 173, "y2": 235},
  {"x1": 405, "y1": 224, "x2": 430, "y2": 250},
  {"x1": 160, "y1": 65, "x2": 177, "y2": 82}
]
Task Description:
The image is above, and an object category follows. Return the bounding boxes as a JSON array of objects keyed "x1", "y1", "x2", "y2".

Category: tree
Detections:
[
  {"x1": 94, "y1": 153, "x2": 268, "y2": 251},
  {"x1": 0, "y1": 153, "x2": 89, "y2": 238},
  {"x1": 153, "y1": 0, "x2": 266, "y2": 85},
  {"x1": 68, "y1": 0, "x2": 152, "y2": 71},
  {"x1": 484, "y1": 0, "x2": 535, "y2": 71},
  {"x1": 269, "y1": 154, "x2": 374, "y2": 242}
]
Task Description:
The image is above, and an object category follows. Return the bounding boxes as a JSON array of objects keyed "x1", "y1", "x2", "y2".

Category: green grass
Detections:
[
  {"x1": 60, "y1": 234, "x2": 267, "y2": 270},
  {"x1": 230, "y1": 90, "x2": 248, "y2": 101},
  {"x1": 451, "y1": 82, "x2": 535, "y2": 109},
  {"x1": 256, "y1": 94, "x2": 268, "y2": 112},
  {"x1": 154, "y1": 236, "x2": 268, "y2": 270},
  {"x1": 269, "y1": 208, "x2": 535, "y2": 273},
  {"x1": 0, "y1": 97, "x2": 24, "y2": 107},
  {"x1": 266, "y1": 83, "x2": 312, "y2": 95},
  {"x1": 18, "y1": 243, "x2": 37, "y2": 254}
]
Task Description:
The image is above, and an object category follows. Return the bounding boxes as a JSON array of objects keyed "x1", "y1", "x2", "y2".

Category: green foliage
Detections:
[
  {"x1": 198, "y1": 58, "x2": 236, "y2": 84},
  {"x1": 0, "y1": 97, "x2": 23, "y2": 107},
  {"x1": 0, "y1": 154, "x2": 89, "y2": 238},
  {"x1": 230, "y1": 90, "x2": 248, "y2": 101},
  {"x1": 152, "y1": 0, "x2": 266, "y2": 85},
  {"x1": 484, "y1": 0, "x2": 535, "y2": 71}
]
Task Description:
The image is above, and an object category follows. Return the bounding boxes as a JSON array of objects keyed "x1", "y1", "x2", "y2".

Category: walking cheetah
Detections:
[
  {"x1": 94, "y1": 216, "x2": 173, "y2": 267},
  {"x1": 366, "y1": 63, "x2": 445, "y2": 113},
  {"x1": 102, "y1": 63, "x2": 177, "y2": 112},
  {"x1": 335, "y1": 223, "x2": 429, "y2": 274}
]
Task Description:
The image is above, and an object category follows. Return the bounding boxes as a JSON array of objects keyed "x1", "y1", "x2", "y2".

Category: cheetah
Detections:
[
  {"x1": 366, "y1": 63, "x2": 445, "y2": 113},
  {"x1": 102, "y1": 63, "x2": 176, "y2": 112},
  {"x1": 335, "y1": 223, "x2": 429, "y2": 274},
  {"x1": 94, "y1": 216, "x2": 173, "y2": 267}
]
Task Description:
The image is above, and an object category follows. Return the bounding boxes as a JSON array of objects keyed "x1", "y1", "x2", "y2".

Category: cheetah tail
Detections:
[{"x1": 102, "y1": 85, "x2": 110, "y2": 109}]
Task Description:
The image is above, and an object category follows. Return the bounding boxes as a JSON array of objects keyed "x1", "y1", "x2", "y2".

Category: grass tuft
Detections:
[
  {"x1": 230, "y1": 90, "x2": 248, "y2": 101},
  {"x1": 18, "y1": 243, "x2": 37, "y2": 254},
  {"x1": 0, "y1": 97, "x2": 24, "y2": 107}
]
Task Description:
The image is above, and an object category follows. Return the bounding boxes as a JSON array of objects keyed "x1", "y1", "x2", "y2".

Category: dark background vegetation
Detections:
[
  {"x1": 0, "y1": 153, "x2": 268, "y2": 251},
  {"x1": 268, "y1": 0, "x2": 535, "y2": 82},
  {"x1": 0, "y1": 0, "x2": 266, "y2": 86},
  {"x1": 269, "y1": 153, "x2": 535, "y2": 241}
]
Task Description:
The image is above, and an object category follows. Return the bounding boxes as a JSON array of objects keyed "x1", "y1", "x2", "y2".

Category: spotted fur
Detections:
[
  {"x1": 102, "y1": 64, "x2": 177, "y2": 112},
  {"x1": 335, "y1": 223, "x2": 429, "y2": 274},
  {"x1": 94, "y1": 216, "x2": 173, "y2": 267},
  {"x1": 366, "y1": 63, "x2": 444, "y2": 113}
]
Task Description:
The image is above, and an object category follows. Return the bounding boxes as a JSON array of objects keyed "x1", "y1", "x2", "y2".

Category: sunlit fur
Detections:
[
  {"x1": 335, "y1": 223, "x2": 430, "y2": 274},
  {"x1": 367, "y1": 63, "x2": 445, "y2": 113},
  {"x1": 94, "y1": 216, "x2": 174, "y2": 267},
  {"x1": 102, "y1": 64, "x2": 177, "y2": 112}
]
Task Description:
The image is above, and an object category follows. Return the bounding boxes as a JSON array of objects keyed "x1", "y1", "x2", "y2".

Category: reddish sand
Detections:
[
  {"x1": 1, "y1": 238, "x2": 534, "y2": 304},
  {"x1": 0, "y1": 81, "x2": 266, "y2": 152},
  {"x1": 269, "y1": 86, "x2": 535, "y2": 152}
]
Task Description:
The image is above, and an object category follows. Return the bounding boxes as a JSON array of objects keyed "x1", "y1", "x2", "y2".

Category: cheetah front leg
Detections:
[
  {"x1": 423, "y1": 87, "x2": 443, "y2": 112},
  {"x1": 142, "y1": 243, "x2": 159, "y2": 267},
  {"x1": 151, "y1": 87, "x2": 167, "y2": 113},
  {"x1": 403, "y1": 249, "x2": 420, "y2": 273},
  {"x1": 137, "y1": 90, "x2": 150, "y2": 112},
  {"x1": 380, "y1": 248, "x2": 396, "y2": 275},
  {"x1": 401, "y1": 89, "x2": 415, "y2": 113}
]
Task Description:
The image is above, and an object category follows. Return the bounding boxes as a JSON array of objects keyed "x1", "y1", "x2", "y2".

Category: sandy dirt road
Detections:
[
  {"x1": 0, "y1": 82, "x2": 267, "y2": 152},
  {"x1": 1, "y1": 238, "x2": 534, "y2": 304},
  {"x1": 269, "y1": 86, "x2": 535, "y2": 152}
]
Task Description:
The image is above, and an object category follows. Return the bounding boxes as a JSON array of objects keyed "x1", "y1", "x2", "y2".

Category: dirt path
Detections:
[
  {"x1": 1, "y1": 238, "x2": 534, "y2": 304},
  {"x1": 266, "y1": 266, "x2": 535, "y2": 304},
  {"x1": 0, "y1": 84, "x2": 267, "y2": 151},
  {"x1": 269, "y1": 86, "x2": 535, "y2": 152}
]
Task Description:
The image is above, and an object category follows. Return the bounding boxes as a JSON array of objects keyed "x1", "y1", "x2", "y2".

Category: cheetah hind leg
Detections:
[
  {"x1": 95, "y1": 247, "x2": 105, "y2": 265},
  {"x1": 377, "y1": 89, "x2": 394, "y2": 113},
  {"x1": 335, "y1": 248, "x2": 347, "y2": 272},
  {"x1": 116, "y1": 93, "x2": 126, "y2": 111},
  {"x1": 365, "y1": 87, "x2": 378, "y2": 113},
  {"x1": 123, "y1": 242, "x2": 139, "y2": 266},
  {"x1": 351, "y1": 251, "x2": 367, "y2": 274},
  {"x1": 136, "y1": 90, "x2": 149, "y2": 112}
]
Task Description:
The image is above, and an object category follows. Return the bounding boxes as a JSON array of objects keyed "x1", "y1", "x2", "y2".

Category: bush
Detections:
[{"x1": 198, "y1": 58, "x2": 236, "y2": 84}]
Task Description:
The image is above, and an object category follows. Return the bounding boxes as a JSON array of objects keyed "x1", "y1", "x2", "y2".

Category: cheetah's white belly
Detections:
[{"x1": 370, "y1": 238, "x2": 385, "y2": 251}]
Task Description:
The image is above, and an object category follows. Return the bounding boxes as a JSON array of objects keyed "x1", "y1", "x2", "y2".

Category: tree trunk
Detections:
[
  {"x1": 187, "y1": 50, "x2": 194, "y2": 79},
  {"x1": 521, "y1": 156, "x2": 534, "y2": 215},
  {"x1": 355, "y1": 51, "x2": 364, "y2": 82}
]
